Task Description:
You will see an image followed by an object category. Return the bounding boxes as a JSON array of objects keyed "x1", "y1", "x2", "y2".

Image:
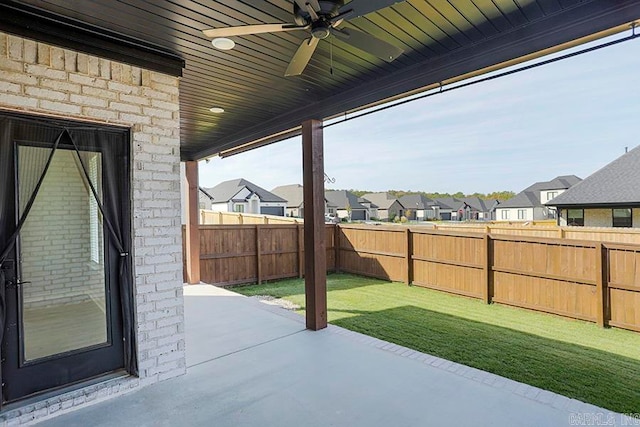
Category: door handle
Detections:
[{"x1": 4, "y1": 280, "x2": 29, "y2": 289}]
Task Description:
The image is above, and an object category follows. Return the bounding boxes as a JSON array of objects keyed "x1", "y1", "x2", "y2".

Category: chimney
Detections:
[{"x1": 625, "y1": 146, "x2": 629, "y2": 153}]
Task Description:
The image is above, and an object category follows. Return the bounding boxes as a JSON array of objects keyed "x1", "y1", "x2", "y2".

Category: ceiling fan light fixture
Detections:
[
  {"x1": 211, "y1": 38, "x2": 235, "y2": 50},
  {"x1": 209, "y1": 107, "x2": 225, "y2": 113},
  {"x1": 310, "y1": 22, "x2": 331, "y2": 39}
]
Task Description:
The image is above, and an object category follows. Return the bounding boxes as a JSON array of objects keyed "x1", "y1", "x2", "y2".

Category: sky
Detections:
[{"x1": 199, "y1": 33, "x2": 640, "y2": 195}]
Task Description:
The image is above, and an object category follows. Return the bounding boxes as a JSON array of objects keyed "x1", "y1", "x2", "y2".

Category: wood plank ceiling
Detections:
[{"x1": 3, "y1": 0, "x2": 640, "y2": 160}]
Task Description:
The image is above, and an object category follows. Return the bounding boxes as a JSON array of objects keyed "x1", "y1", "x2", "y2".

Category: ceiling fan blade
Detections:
[
  {"x1": 203, "y1": 24, "x2": 307, "y2": 38},
  {"x1": 339, "y1": 0, "x2": 404, "y2": 20},
  {"x1": 294, "y1": 0, "x2": 321, "y2": 12},
  {"x1": 307, "y1": 0, "x2": 321, "y2": 12},
  {"x1": 284, "y1": 37, "x2": 319, "y2": 77},
  {"x1": 294, "y1": 0, "x2": 320, "y2": 20},
  {"x1": 331, "y1": 27, "x2": 403, "y2": 62},
  {"x1": 329, "y1": 9, "x2": 354, "y2": 25}
]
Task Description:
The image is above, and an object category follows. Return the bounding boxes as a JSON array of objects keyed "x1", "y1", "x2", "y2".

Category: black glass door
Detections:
[{"x1": 0, "y1": 113, "x2": 133, "y2": 404}]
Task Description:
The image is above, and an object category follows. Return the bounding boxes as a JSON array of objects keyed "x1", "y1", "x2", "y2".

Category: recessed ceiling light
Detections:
[
  {"x1": 209, "y1": 107, "x2": 225, "y2": 113},
  {"x1": 211, "y1": 38, "x2": 235, "y2": 50}
]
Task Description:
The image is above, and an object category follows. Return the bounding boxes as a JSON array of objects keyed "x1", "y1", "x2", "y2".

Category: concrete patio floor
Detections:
[{"x1": 39, "y1": 284, "x2": 623, "y2": 427}]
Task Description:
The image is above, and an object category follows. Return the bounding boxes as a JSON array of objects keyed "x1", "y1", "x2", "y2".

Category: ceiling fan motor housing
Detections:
[
  {"x1": 311, "y1": 21, "x2": 331, "y2": 39},
  {"x1": 293, "y1": 0, "x2": 345, "y2": 25}
]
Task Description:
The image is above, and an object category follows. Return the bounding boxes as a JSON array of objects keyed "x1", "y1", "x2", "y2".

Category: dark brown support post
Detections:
[
  {"x1": 302, "y1": 119, "x2": 327, "y2": 331},
  {"x1": 483, "y1": 233, "x2": 493, "y2": 304},
  {"x1": 256, "y1": 225, "x2": 262, "y2": 285},
  {"x1": 184, "y1": 161, "x2": 200, "y2": 284},
  {"x1": 297, "y1": 224, "x2": 304, "y2": 278},
  {"x1": 595, "y1": 242, "x2": 608, "y2": 327},
  {"x1": 334, "y1": 224, "x2": 340, "y2": 273},
  {"x1": 405, "y1": 228, "x2": 412, "y2": 285}
]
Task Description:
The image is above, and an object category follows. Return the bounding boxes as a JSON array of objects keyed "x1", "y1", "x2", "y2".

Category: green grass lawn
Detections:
[{"x1": 234, "y1": 273, "x2": 640, "y2": 413}]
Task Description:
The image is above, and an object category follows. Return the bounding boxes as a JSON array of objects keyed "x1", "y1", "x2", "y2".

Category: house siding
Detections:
[
  {"x1": 584, "y1": 209, "x2": 613, "y2": 228},
  {"x1": 0, "y1": 32, "x2": 185, "y2": 424},
  {"x1": 496, "y1": 207, "x2": 554, "y2": 222},
  {"x1": 496, "y1": 207, "x2": 534, "y2": 221}
]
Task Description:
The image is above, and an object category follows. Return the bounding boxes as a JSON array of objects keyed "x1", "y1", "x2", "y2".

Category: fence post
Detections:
[
  {"x1": 264, "y1": 215, "x2": 269, "y2": 224},
  {"x1": 483, "y1": 233, "x2": 492, "y2": 304},
  {"x1": 218, "y1": 211, "x2": 223, "y2": 224},
  {"x1": 334, "y1": 224, "x2": 340, "y2": 273},
  {"x1": 595, "y1": 242, "x2": 608, "y2": 327},
  {"x1": 405, "y1": 228, "x2": 412, "y2": 285},
  {"x1": 558, "y1": 228, "x2": 564, "y2": 239},
  {"x1": 256, "y1": 225, "x2": 262, "y2": 284},
  {"x1": 297, "y1": 224, "x2": 304, "y2": 278}
]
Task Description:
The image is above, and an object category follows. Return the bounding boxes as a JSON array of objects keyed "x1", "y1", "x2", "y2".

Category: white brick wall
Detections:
[
  {"x1": 20, "y1": 149, "x2": 105, "y2": 309},
  {"x1": 0, "y1": 31, "x2": 185, "y2": 423}
]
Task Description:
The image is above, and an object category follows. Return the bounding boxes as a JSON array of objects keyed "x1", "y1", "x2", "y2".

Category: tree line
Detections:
[{"x1": 346, "y1": 189, "x2": 515, "y2": 201}]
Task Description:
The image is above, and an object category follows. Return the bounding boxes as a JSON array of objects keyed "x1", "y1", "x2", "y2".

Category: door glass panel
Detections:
[{"x1": 18, "y1": 146, "x2": 107, "y2": 361}]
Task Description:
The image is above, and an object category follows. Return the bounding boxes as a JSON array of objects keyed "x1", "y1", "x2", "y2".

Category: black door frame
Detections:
[{"x1": 0, "y1": 111, "x2": 135, "y2": 406}]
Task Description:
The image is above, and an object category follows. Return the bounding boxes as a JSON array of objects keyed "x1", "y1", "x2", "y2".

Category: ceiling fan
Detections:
[{"x1": 202, "y1": 0, "x2": 404, "y2": 77}]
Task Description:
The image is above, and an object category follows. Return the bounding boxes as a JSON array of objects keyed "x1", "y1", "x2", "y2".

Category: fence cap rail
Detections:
[
  {"x1": 603, "y1": 242, "x2": 640, "y2": 252},
  {"x1": 197, "y1": 224, "x2": 334, "y2": 230},
  {"x1": 490, "y1": 234, "x2": 600, "y2": 248}
]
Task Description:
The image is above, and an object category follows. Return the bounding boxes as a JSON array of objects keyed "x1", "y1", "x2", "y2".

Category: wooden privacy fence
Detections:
[
  {"x1": 184, "y1": 223, "x2": 640, "y2": 332},
  {"x1": 337, "y1": 225, "x2": 640, "y2": 332},
  {"x1": 192, "y1": 224, "x2": 334, "y2": 286}
]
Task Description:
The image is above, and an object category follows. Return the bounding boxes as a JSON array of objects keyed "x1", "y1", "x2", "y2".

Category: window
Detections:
[
  {"x1": 517, "y1": 209, "x2": 526, "y2": 220},
  {"x1": 546, "y1": 191, "x2": 558, "y2": 201},
  {"x1": 234, "y1": 204, "x2": 244, "y2": 213},
  {"x1": 613, "y1": 208, "x2": 632, "y2": 228},
  {"x1": 501, "y1": 210, "x2": 509, "y2": 220},
  {"x1": 567, "y1": 209, "x2": 584, "y2": 226}
]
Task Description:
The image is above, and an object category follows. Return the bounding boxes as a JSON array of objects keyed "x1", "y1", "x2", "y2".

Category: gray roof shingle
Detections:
[
  {"x1": 271, "y1": 184, "x2": 336, "y2": 208},
  {"x1": 363, "y1": 193, "x2": 404, "y2": 210},
  {"x1": 432, "y1": 197, "x2": 497, "y2": 212},
  {"x1": 548, "y1": 146, "x2": 640, "y2": 206},
  {"x1": 325, "y1": 190, "x2": 367, "y2": 210},
  {"x1": 203, "y1": 178, "x2": 286, "y2": 203},
  {"x1": 271, "y1": 184, "x2": 304, "y2": 208},
  {"x1": 499, "y1": 175, "x2": 582, "y2": 208},
  {"x1": 399, "y1": 194, "x2": 435, "y2": 210}
]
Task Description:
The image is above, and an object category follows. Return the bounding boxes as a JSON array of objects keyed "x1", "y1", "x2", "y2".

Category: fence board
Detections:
[
  {"x1": 411, "y1": 231, "x2": 485, "y2": 298},
  {"x1": 607, "y1": 246, "x2": 640, "y2": 331}
]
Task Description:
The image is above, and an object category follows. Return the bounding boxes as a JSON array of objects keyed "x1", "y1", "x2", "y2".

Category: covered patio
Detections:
[
  {"x1": 39, "y1": 284, "x2": 618, "y2": 427},
  {"x1": 1, "y1": 0, "x2": 640, "y2": 423}
]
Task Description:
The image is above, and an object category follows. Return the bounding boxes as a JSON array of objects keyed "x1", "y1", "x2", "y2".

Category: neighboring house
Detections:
[
  {"x1": 362, "y1": 193, "x2": 405, "y2": 221},
  {"x1": 399, "y1": 194, "x2": 438, "y2": 220},
  {"x1": 325, "y1": 190, "x2": 370, "y2": 221},
  {"x1": 198, "y1": 187, "x2": 215, "y2": 210},
  {"x1": 358, "y1": 197, "x2": 379, "y2": 220},
  {"x1": 455, "y1": 197, "x2": 500, "y2": 221},
  {"x1": 271, "y1": 184, "x2": 337, "y2": 217},
  {"x1": 495, "y1": 175, "x2": 582, "y2": 222},
  {"x1": 431, "y1": 197, "x2": 498, "y2": 221},
  {"x1": 547, "y1": 146, "x2": 640, "y2": 228},
  {"x1": 432, "y1": 197, "x2": 457, "y2": 220},
  {"x1": 203, "y1": 178, "x2": 287, "y2": 216}
]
